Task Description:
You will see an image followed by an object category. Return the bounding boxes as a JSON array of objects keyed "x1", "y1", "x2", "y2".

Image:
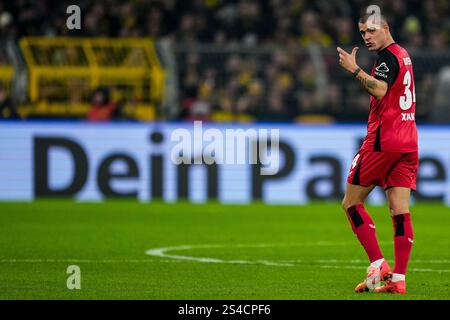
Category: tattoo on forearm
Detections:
[{"x1": 356, "y1": 74, "x2": 378, "y2": 92}]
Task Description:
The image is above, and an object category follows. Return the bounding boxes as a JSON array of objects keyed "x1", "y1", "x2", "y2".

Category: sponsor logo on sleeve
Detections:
[
  {"x1": 376, "y1": 62, "x2": 390, "y2": 72},
  {"x1": 374, "y1": 62, "x2": 389, "y2": 78}
]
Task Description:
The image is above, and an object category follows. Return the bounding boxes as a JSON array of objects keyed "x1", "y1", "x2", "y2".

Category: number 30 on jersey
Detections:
[{"x1": 400, "y1": 70, "x2": 416, "y2": 110}]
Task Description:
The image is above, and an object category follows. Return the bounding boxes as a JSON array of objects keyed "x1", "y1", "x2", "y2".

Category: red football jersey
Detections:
[{"x1": 361, "y1": 43, "x2": 418, "y2": 153}]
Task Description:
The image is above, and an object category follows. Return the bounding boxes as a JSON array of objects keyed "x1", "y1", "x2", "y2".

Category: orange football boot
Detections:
[
  {"x1": 373, "y1": 279, "x2": 406, "y2": 294},
  {"x1": 354, "y1": 260, "x2": 392, "y2": 293}
]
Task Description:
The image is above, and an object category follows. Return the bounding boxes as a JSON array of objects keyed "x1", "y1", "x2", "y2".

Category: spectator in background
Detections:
[
  {"x1": 259, "y1": 91, "x2": 290, "y2": 122},
  {"x1": 332, "y1": 16, "x2": 354, "y2": 46},
  {"x1": 87, "y1": 86, "x2": 122, "y2": 121},
  {"x1": 416, "y1": 73, "x2": 435, "y2": 121},
  {"x1": 429, "y1": 30, "x2": 448, "y2": 50},
  {"x1": 299, "y1": 11, "x2": 333, "y2": 48},
  {"x1": 189, "y1": 100, "x2": 211, "y2": 120},
  {"x1": 0, "y1": 85, "x2": 20, "y2": 119},
  {"x1": 401, "y1": 16, "x2": 424, "y2": 50}
]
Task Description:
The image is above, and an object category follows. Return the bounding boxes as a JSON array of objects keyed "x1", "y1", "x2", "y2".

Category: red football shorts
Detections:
[{"x1": 347, "y1": 149, "x2": 418, "y2": 190}]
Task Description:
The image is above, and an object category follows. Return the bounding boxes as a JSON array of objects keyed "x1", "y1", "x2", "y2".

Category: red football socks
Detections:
[
  {"x1": 345, "y1": 204, "x2": 384, "y2": 263},
  {"x1": 392, "y1": 213, "x2": 414, "y2": 275}
]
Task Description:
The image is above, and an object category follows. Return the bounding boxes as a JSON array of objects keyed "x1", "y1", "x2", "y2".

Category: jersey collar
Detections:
[{"x1": 377, "y1": 42, "x2": 396, "y2": 55}]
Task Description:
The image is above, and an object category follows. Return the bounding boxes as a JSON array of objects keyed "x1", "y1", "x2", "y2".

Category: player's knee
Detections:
[
  {"x1": 388, "y1": 198, "x2": 409, "y2": 215},
  {"x1": 342, "y1": 198, "x2": 362, "y2": 211},
  {"x1": 389, "y1": 203, "x2": 410, "y2": 215},
  {"x1": 341, "y1": 197, "x2": 351, "y2": 211}
]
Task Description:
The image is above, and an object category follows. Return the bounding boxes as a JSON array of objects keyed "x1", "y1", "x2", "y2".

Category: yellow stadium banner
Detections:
[
  {"x1": 0, "y1": 65, "x2": 13, "y2": 92},
  {"x1": 19, "y1": 37, "x2": 165, "y2": 120}
]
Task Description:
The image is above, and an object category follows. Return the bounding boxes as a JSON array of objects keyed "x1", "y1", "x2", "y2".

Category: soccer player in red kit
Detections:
[{"x1": 337, "y1": 12, "x2": 418, "y2": 294}]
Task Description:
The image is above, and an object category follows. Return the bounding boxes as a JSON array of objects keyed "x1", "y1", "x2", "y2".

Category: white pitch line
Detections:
[
  {"x1": 0, "y1": 258, "x2": 332, "y2": 264},
  {"x1": 145, "y1": 245, "x2": 294, "y2": 267},
  {"x1": 0, "y1": 258, "x2": 180, "y2": 264},
  {"x1": 408, "y1": 260, "x2": 450, "y2": 264},
  {"x1": 408, "y1": 268, "x2": 450, "y2": 273},
  {"x1": 320, "y1": 265, "x2": 364, "y2": 270},
  {"x1": 145, "y1": 243, "x2": 450, "y2": 273},
  {"x1": 320, "y1": 265, "x2": 450, "y2": 273},
  {"x1": 281, "y1": 259, "x2": 450, "y2": 265}
]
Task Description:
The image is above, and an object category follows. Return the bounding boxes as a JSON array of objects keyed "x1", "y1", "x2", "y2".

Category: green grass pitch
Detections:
[{"x1": 0, "y1": 201, "x2": 449, "y2": 300}]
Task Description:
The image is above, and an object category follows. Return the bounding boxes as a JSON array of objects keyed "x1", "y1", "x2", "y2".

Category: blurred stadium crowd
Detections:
[{"x1": 0, "y1": 0, "x2": 449, "y2": 122}]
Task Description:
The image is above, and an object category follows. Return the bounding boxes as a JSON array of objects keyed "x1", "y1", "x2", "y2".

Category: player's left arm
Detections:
[{"x1": 337, "y1": 47, "x2": 389, "y2": 100}]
